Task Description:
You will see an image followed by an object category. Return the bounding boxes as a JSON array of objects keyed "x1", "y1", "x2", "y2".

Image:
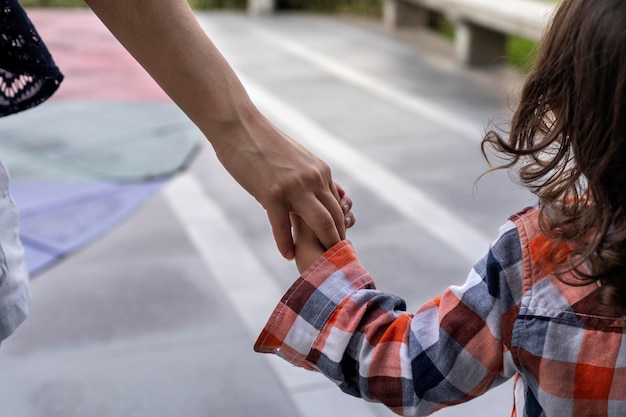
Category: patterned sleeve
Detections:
[{"x1": 254, "y1": 221, "x2": 525, "y2": 416}]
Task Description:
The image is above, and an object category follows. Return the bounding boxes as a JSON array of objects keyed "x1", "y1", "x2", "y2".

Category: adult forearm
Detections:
[
  {"x1": 84, "y1": 0, "x2": 350, "y2": 258},
  {"x1": 84, "y1": 0, "x2": 258, "y2": 151}
]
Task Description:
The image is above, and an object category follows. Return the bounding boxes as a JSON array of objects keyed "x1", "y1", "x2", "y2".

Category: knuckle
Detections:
[
  {"x1": 318, "y1": 160, "x2": 332, "y2": 177},
  {"x1": 302, "y1": 169, "x2": 326, "y2": 189},
  {"x1": 265, "y1": 181, "x2": 288, "y2": 203},
  {"x1": 279, "y1": 170, "x2": 324, "y2": 200}
]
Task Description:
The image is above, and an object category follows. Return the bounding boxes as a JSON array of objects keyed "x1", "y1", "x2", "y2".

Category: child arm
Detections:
[
  {"x1": 255, "y1": 221, "x2": 523, "y2": 416},
  {"x1": 291, "y1": 213, "x2": 326, "y2": 275}
]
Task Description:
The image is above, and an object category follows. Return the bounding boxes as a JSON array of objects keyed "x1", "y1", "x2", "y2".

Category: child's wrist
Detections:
[{"x1": 295, "y1": 245, "x2": 325, "y2": 274}]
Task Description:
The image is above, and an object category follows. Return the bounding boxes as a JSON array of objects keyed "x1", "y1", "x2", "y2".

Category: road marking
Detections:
[
  {"x1": 239, "y1": 75, "x2": 492, "y2": 263},
  {"x1": 246, "y1": 24, "x2": 485, "y2": 139}
]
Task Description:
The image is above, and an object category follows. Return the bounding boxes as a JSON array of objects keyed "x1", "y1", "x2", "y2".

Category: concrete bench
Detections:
[
  {"x1": 247, "y1": 0, "x2": 276, "y2": 15},
  {"x1": 383, "y1": 0, "x2": 557, "y2": 66}
]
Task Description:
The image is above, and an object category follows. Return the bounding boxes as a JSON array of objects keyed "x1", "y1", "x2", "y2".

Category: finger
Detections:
[
  {"x1": 334, "y1": 182, "x2": 346, "y2": 199},
  {"x1": 290, "y1": 212, "x2": 317, "y2": 243},
  {"x1": 345, "y1": 210, "x2": 356, "y2": 229},
  {"x1": 289, "y1": 212, "x2": 302, "y2": 241},
  {"x1": 339, "y1": 194, "x2": 352, "y2": 215},
  {"x1": 324, "y1": 183, "x2": 347, "y2": 240},
  {"x1": 294, "y1": 197, "x2": 342, "y2": 249},
  {"x1": 266, "y1": 204, "x2": 295, "y2": 259},
  {"x1": 334, "y1": 183, "x2": 355, "y2": 229},
  {"x1": 299, "y1": 162, "x2": 344, "y2": 242}
]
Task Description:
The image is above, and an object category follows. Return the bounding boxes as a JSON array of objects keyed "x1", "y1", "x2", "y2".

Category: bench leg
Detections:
[
  {"x1": 455, "y1": 20, "x2": 507, "y2": 66},
  {"x1": 383, "y1": 0, "x2": 429, "y2": 29},
  {"x1": 248, "y1": 0, "x2": 276, "y2": 15}
]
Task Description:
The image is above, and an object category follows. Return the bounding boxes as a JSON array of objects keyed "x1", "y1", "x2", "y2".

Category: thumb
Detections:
[{"x1": 266, "y1": 204, "x2": 295, "y2": 260}]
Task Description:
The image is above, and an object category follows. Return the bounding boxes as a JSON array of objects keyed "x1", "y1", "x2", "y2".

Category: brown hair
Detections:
[{"x1": 482, "y1": 0, "x2": 626, "y2": 311}]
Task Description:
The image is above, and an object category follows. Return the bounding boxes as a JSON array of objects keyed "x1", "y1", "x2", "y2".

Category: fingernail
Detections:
[
  {"x1": 345, "y1": 215, "x2": 352, "y2": 227},
  {"x1": 343, "y1": 204, "x2": 350, "y2": 213},
  {"x1": 285, "y1": 249, "x2": 295, "y2": 260}
]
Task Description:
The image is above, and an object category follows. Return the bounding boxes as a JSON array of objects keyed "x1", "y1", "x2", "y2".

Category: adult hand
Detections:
[
  {"x1": 83, "y1": 0, "x2": 354, "y2": 258},
  {"x1": 216, "y1": 113, "x2": 352, "y2": 259},
  {"x1": 291, "y1": 188, "x2": 353, "y2": 272}
]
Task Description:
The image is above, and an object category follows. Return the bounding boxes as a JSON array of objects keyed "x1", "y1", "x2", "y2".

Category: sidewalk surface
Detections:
[{"x1": 0, "y1": 10, "x2": 534, "y2": 417}]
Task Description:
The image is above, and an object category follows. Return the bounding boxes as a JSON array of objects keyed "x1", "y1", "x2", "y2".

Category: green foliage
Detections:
[
  {"x1": 506, "y1": 36, "x2": 538, "y2": 72},
  {"x1": 426, "y1": 11, "x2": 454, "y2": 39},
  {"x1": 278, "y1": 0, "x2": 381, "y2": 16}
]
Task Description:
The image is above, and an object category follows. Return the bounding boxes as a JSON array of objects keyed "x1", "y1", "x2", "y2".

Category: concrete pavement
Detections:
[{"x1": 0, "y1": 10, "x2": 534, "y2": 417}]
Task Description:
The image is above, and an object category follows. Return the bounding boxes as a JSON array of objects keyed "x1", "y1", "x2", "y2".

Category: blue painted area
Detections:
[
  {"x1": 0, "y1": 101, "x2": 200, "y2": 276},
  {"x1": 10, "y1": 180, "x2": 166, "y2": 276}
]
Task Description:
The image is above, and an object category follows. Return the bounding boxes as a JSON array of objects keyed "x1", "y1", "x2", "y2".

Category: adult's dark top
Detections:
[{"x1": 0, "y1": 0, "x2": 63, "y2": 116}]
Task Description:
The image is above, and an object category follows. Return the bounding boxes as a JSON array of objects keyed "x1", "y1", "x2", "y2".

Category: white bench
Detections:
[
  {"x1": 247, "y1": 0, "x2": 276, "y2": 15},
  {"x1": 383, "y1": 0, "x2": 557, "y2": 66}
]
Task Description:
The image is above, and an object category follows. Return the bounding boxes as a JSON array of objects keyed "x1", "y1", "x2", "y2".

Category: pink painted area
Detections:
[{"x1": 28, "y1": 9, "x2": 170, "y2": 102}]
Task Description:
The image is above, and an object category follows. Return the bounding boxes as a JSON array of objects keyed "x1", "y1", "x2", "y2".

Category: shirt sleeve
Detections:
[{"x1": 254, "y1": 221, "x2": 525, "y2": 416}]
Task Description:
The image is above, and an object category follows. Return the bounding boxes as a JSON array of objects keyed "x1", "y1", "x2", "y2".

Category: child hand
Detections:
[
  {"x1": 292, "y1": 188, "x2": 354, "y2": 274},
  {"x1": 292, "y1": 213, "x2": 327, "y2": 274},
  {"x1": 335, "y1": 183, "x2": 355, "y2": 229}
]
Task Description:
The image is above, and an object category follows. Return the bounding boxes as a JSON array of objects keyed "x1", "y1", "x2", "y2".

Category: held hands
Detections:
[
  {"x1": 292, "y1": 192, "x2": 354, "y2": 274},
  {"x1": 83, "y1": 0, "x2": 351, "y2": 261},
  {"x1": 84, "y1": 0, "x2": 346, "y2": 260},
  {"x1": 215, "y1": 112, "x2": 354, "y2": 260}
]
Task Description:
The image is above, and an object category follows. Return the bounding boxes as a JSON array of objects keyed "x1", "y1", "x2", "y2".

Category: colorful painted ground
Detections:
[{"x1": 1, "y1": 10, "x2": 200, "y2": 275}]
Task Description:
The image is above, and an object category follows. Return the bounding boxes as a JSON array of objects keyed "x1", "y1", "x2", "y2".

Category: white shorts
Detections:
[{"x1": 0, "y1": 160, "x2": 30, "y2": 341}]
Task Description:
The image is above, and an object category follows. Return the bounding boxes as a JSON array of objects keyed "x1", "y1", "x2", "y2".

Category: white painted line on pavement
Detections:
[
  {"x1": 247, "y1": 25, "x2": 485, "y2": 139},
  {"x1": 238, "y1": 75, "x2": 492, "y2": 263},
  {"x1": 162, "y1": 173, "x2": 385, "y2": 417}
]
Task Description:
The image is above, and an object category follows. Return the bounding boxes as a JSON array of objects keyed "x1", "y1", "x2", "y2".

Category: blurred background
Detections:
[
  {"x1": 0, "y1": 1, "x2": 556, "y2": 417},
  {"x1": 19, "y1": 0, "x2": 545, "y2": 70}
]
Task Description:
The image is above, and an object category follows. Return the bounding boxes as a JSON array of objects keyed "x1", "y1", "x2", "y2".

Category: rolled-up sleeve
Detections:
[{"x1": 255, "y1": 222, "x2": 524, "y2": 416}]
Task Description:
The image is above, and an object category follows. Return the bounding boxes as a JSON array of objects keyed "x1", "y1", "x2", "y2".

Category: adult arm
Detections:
[{"x1": 83, "y1": 0, "x2": 346, "y2": 258}]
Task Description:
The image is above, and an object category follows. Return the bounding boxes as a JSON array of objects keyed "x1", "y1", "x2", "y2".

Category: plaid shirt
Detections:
[{"x1": 255, "y1": 207, "x2": 626, "y2": 416}]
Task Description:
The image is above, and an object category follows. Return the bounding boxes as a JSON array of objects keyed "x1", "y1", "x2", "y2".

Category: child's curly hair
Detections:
[{"x1": 482, "y1": 0, "x2": 626, "y2": 311}]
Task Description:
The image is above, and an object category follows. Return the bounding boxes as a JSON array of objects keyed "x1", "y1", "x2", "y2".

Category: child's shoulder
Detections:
[
  {"x1": 507, "y1": 206, "x2": 543, "y2": 248},
  {"x1": 508, "y1": 206, "x2": 540, "y2": 226}
]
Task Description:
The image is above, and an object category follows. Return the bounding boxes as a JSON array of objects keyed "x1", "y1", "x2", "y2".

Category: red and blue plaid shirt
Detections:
[{"x1": 255, "y1": 207, "x2": 626, "y2": 416}]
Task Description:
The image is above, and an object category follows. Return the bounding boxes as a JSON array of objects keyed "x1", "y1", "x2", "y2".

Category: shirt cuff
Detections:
[{"x1": 254, "y1": 240, "x2": 375, "y2": 368}]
